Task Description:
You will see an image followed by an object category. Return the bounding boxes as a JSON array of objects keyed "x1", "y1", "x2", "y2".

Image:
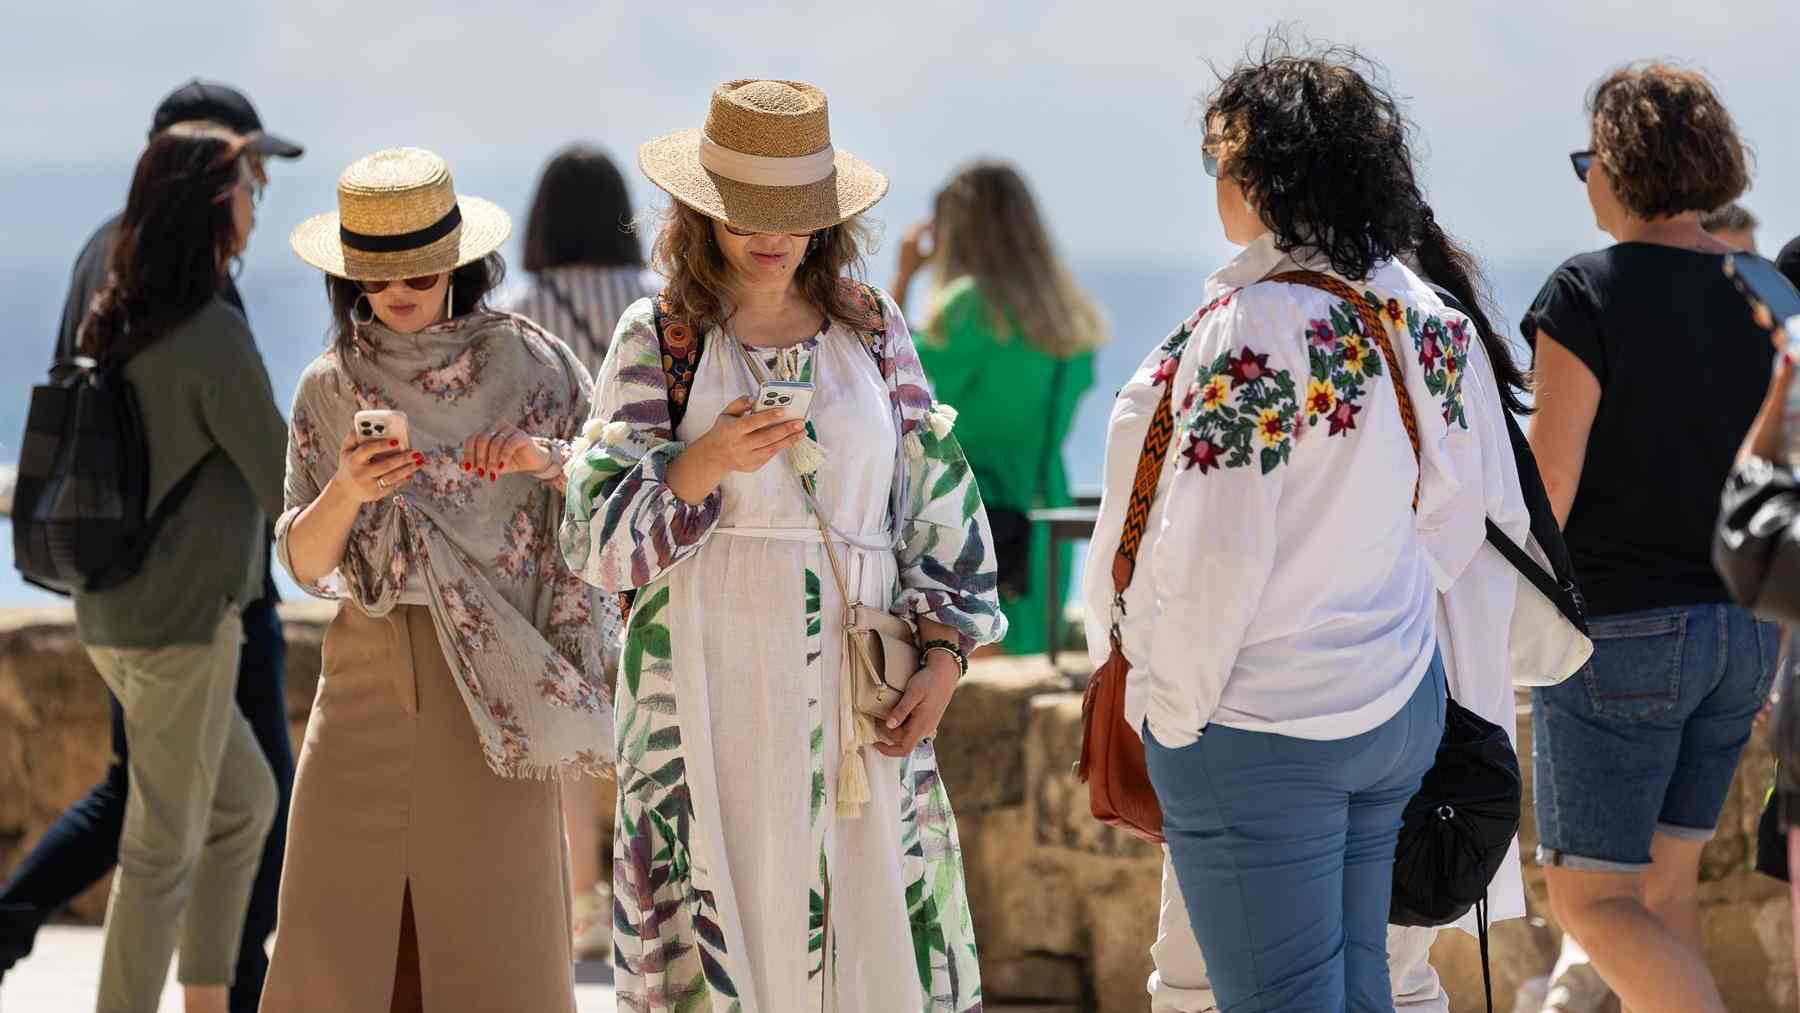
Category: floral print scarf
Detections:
[{"x1": 276, "y1": 311, "x2": 614, "y2": 779}]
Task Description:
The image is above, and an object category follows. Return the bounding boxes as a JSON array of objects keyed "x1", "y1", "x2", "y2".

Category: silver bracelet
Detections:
[{"x1": 532, "y1": 438, "x2": 567, "y2": 480}]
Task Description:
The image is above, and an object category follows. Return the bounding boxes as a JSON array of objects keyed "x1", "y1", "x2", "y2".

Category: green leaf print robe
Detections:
[{"x1": 561, "y1": 283, "x2": 1006, "y2": 1013}]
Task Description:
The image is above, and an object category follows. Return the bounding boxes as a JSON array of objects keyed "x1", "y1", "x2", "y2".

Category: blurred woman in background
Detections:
[{"x1": 891, "y1": 160, "x2": 1105, "y2": 656}]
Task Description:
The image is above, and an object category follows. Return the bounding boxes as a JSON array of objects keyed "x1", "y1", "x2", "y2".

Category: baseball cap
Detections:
[{"x1": 149, "y1": 79, "x2": 304, "y2": 159}]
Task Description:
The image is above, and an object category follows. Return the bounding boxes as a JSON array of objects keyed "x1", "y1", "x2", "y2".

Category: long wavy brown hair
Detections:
[
  {"x1": 927, "y1": 160, "x2": 1106, "y2": 358},
  {"x1": 79, "y1": 122, "x2": 250, "y2": 365},
  {"x1": 650, "y1": 201, "x2": 874, "y2": 335}
]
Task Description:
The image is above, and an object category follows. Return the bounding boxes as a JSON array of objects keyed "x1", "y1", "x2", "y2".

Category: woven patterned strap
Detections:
[{"x1": 1267, "y1": 271, "x2": 1422, "y2": 510}]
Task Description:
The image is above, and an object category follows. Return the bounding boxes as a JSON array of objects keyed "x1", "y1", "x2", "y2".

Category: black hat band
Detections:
[{"x1": 339, "y1": 205, "x2": 462, "y2": 254}]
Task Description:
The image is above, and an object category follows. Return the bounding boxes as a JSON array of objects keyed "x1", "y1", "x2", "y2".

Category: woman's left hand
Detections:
[
  {"x1": 463, "y1": 420, "x2": 550, "y2": 481},
  {"x1": 872, "y1": 652, "x2": 961, "y2": 758}
]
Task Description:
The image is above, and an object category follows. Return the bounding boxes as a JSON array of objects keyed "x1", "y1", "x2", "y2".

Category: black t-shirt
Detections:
[{"x1": 1521, "y1": 242, "x2": 1776, "y2": 617}]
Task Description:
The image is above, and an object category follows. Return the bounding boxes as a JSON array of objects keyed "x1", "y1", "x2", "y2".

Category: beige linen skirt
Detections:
[{"x1": 260, "y1": 604, "x2": 573, "y2": 1013}]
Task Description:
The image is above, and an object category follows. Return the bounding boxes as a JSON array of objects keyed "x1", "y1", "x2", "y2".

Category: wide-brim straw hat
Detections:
[
  {"x1": 639, "y1": 79, "x2": 888, "y2": 235},
  {"x1": 290, "y1": 147, "x2": 511, "y2": 281}
]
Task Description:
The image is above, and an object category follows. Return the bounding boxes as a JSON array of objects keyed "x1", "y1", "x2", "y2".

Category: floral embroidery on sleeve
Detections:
[
  {"x1": 1378, "y1": 293, "x2": 1469, "y2": 430},
  {"x1": 1177, "y1": 345, "x2": 1300, "y2": 475}
]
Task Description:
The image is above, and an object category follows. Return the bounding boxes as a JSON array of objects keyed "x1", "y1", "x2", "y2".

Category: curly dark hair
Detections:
[
  {"x1": 1204, "y1": 36, "x2": 1426, "y2": 281},
  {"x1": 1587, "y1": 63, "x2": 1749, "y2": 220}
]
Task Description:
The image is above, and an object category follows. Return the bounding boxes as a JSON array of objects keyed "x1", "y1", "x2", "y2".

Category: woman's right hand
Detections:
[
  {"x1": 331, "y1": 431, "x2": 425, "y2": 503},
  {"x1": 691, "y1": 397, "x2": 807, "y2": 474},
  {"x1": 667, "y1": 397, "x2": 807, "y2": 505},
  {"x1": 893, "y1": 220, "x2": 935, "y2": 294}
]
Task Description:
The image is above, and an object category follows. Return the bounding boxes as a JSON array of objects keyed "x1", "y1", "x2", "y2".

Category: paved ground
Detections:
[{"x1": 2, "y1": 925, "x2": 618, "y2": 1012}]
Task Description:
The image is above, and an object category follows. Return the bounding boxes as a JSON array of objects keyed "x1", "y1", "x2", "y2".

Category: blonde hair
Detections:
[
  {"x1": 650, "y1": 201, "x2": 875, "y2": 336},
  {"x1": 928, "y1": 161, "x2": 1106, "y2": 357}
]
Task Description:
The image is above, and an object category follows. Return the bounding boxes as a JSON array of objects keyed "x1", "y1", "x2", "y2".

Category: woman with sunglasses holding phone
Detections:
[
  {"x1": 1523, "y1": 64, "x2": 1781, "y2": 1013},
  {"x1": 263, "y1": 148, "x2": 609, "y2": 1012},
  {"x1": 562, "y1": 80, "x2": 1004, "y2": 1012}
]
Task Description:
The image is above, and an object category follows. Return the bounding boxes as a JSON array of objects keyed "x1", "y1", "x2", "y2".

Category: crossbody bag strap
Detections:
[{"x1": 1265, "y1": 271, "x2": 1422, "y2": 508}]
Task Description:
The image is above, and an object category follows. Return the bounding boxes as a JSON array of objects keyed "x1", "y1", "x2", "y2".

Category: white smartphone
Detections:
[
  {"x1": 352, "y1": 410, "x2": 411, "y2": 449},
  {"x1": 754, "y1": 380, "x2": 815, "y2": 421}
]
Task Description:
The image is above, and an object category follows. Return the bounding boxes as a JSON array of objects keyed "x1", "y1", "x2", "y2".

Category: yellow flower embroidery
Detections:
[
  {"x1": 1256, "y1": 407, "x2": 1290, "y2": 448},
  {"x1": 1305, "y1": 378, "x2": 1337, "y2": 418},
  {"x1": 1340, "y1": 335, "x2": 1367, "y2": 375},
  {"x1": 1200, "y1": 375, "x2": 1231, "y2": 412}
]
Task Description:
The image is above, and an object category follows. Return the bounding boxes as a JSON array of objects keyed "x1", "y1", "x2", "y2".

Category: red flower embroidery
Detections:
[
  {"x1": 1180, "y1": 387, "x2": 1197, "y2": 413},
  {"x1": 1182, "y1": 435, "x2": 1223, "y2": 474},
  {"x1": 1307, "y1": 319, "x2": 1336, "y2": 348},
  {"x1": 1447, "y1": 318, "x2": 1471, "y2": 353},
  {"x1": 1328, "y1": 399, "x2": 1361, "y2": 436},
  {"x1": 1226, "y1": 347, "x2": 1270, "y2": 389},
  {"x1": 1419, "y1": 333, "x2": 1442, "y2": 372},
  {"x1": 1386, "y1": 298, "x2": 1403, "y2": 323}
]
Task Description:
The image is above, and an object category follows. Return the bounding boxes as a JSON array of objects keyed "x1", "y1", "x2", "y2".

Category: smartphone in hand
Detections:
[
  {"x1": 1724, "y1": 254, "x2": 1800, "y2": 353},
  {"x1": 754, "y1": 380, "x2": 816, "y2": 422},
  {"x1": 353, "y1": 410, "x2": 411, "y2": 449}
]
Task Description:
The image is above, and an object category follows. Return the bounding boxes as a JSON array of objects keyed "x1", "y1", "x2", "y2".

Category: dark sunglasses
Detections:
[
  {"x1": 1569, "y1": 150, "x2": 1596, "y2": 183},
  {"x1": 357, "y1": 275, "x2": 442, "y2": 294},
  {"x1": 1201, "y1": 146, "x2": 1220, "y2": 179},
  {"x1": 723, "y1": 223, "x2": 814, "y2": 239}
]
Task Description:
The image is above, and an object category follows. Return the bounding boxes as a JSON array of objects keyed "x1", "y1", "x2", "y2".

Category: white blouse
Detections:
[{"x1": 1084, "y1": 234, "x2": 1486, "y2": 747}]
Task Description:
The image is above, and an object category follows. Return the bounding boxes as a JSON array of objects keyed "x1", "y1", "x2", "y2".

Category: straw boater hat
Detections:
[
  {"x1": 639, "y1": 79, "x2": 889, "y2": 235},
  {"x1": 290, "y1": 147, "x2": 511, "y2": 281}
]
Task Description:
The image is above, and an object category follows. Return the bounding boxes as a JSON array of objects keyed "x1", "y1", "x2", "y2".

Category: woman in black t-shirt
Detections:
[{"x1": 1523, "y1": 63, "x2": 1779, "y2": 1013}]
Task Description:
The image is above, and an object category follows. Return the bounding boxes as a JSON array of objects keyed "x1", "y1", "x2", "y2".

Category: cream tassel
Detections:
[
  {"x1": 903, "y1": 431, "x2": 925, "y2": 462},
  {"x1": 789, "y1": 433, "x2": 826, "y2": 476},
  {"x1": 836, "y1": 647, "x2": 873, "y2": 819}
]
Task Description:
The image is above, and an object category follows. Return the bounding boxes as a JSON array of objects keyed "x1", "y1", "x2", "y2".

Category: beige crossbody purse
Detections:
[{"x1": 736, "y1": 341, "x2": 920, "y2": 816}]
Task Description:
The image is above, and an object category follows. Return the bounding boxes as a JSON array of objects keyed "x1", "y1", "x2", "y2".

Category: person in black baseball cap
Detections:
[
  {"x1": 149, "y1": 79, "x2": 305, "y2": 159},
  {"x1": 0, "y1": 81, "x2": 303, "y2": 1013}
]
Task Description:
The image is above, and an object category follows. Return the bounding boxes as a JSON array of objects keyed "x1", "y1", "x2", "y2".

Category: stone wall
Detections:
[{"x1": 2, "y1": 610, "x2": 1793, "y2": 1010}]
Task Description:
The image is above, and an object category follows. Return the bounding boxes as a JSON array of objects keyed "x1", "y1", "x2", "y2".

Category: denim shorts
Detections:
[{"x1": 1532, "y1": 603, "x2": 1779, "y2": 872}]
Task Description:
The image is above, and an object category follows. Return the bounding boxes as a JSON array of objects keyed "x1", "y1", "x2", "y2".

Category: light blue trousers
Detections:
[{"x1": 1145, "y1": 655, "x2": 1445, "y2": 1012}]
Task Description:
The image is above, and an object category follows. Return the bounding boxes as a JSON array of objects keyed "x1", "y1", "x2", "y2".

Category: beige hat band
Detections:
[
  {"x1": 698, "y1": 135, "x2": 836, "y2": 187},
  {"x1": 339, "y1": 203, "x2": 463, "y2": 255}
]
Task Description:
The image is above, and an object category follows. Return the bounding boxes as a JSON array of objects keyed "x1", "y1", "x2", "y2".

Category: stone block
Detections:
[
  {"x1": 981, "y1": 953, "x2": 1086, "y2": 1004},
  {"x1": 1429, "y1": 914, "x2": 1559, "y2": 1013},
  {"x1": 938, "y1": 656, "x2": 1071, "y2": 812},
  {"x1": 958, "y1": 806, "x2": 1084, "y2": 959},
  {"x1": 1025, "y1": 693, "x2": 1158, "y2": 861},
  {"x1": 1080, "y1": 861, "x2": 1162, "y2": 1013}
]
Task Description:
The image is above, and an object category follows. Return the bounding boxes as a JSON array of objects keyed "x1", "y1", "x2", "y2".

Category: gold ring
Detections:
[{"x1": 377, "y1": 477, "x2": 387, "y2": 490}]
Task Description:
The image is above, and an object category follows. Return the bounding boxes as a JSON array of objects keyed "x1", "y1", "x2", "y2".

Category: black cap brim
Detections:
[{"x1": 247, "y1": 132, "x2": 304, "y2": 159}]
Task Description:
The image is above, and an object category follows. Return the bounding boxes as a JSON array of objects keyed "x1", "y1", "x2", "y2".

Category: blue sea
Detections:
[{"x1": 0, "y1": 236, "x2": 1552, "y2": 607}]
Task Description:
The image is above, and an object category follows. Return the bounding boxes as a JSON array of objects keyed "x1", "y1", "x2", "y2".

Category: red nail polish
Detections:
[
  {"x1": 496, "y1": 463, "x2": 505, "y2": 471},
  {"x1": 388, "y1": 439, "x2": 398, "y2": 447},
  {"x1": 477, "y1": 469, "x2": 486, "y2": 478},
  {"x1": 463, "y1": 463, "x2": 472, "y2": 472},
  {"x1": 412, "y1": 453, "x2": 424, "y2": 463},
  {"x1": 490, "y1": 474, "x2": 498, "y2": 483}
]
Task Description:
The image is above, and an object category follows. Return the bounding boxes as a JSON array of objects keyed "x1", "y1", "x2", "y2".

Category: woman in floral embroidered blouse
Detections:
[
  {"x1": 561, "y1": 80, "x2": 1005, "y2": 1013},
  {"x1": 1090, "y1": 44, "x2": 1489, "y2": 1010},
  {"x1": 262, "y1": 148, "x2": 609, "y2": 1013}
]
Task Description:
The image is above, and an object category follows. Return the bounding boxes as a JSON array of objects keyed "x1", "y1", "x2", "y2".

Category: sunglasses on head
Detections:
[
  {"x1": 1569, "y1": 150, "x2": 1596, "y2": 183},
  {"x1": 357, "y1": 275, "x2": 442, "y2": 294},
  {"x1": 722, "y1": 223, "x2": 814, "y2": 239}
]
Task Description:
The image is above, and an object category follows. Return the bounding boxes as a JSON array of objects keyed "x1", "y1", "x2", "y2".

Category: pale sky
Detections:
[{"x1": 4, "y1": 0, "x2": 1796, "y2": 277}]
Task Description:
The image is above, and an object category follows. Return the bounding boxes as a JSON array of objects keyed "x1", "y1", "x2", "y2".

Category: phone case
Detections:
[
  {"x1": 756, "y1": 381, "x2": 815, "y2": 419},
  {"x1": 354, "y1": 410, "x2": 411, "y2": 448}
]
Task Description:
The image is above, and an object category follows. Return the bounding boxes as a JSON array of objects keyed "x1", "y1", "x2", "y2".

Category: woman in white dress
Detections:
[{"x1": 561, "y1": 79, "x2": 1006, "y2": 1013}]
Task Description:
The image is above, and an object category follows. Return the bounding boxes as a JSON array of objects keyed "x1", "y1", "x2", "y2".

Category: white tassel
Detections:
[
  {"x1": 601, "y1": 421, "x2": 633, "y2": 447},
  {"x1": 925, "y1": 402, "x2": 959, "y2": 439},
  {"x1": 836, "y1": 647, "x2": 873, "y2": 820},
  {"x1": 904, "y1": 431, "x2": 925, "y2": 462},
  {"x1": 788, "y1": 434, "x2": 826, "y2": 475}
]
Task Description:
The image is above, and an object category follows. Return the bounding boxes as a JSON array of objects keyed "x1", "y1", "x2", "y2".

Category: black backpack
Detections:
[{"x1": 12, "y1": 356, "x2": 205, "y2": 594}]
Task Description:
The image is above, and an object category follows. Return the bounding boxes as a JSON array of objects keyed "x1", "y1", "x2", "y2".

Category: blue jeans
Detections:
[
  {"x1": 1533, "y1": 602, "x2": 1778, "y2": 871},
  {"x1": 0, "y1": 567, "x2": 291, "y2": 1013},
  {"x1": 1146, "y1": 657, "x2": 1445, "y2": 1012}
]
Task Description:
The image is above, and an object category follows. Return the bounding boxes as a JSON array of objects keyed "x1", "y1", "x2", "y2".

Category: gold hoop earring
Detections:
[
  {"x1": 352, "y1": 293, "x2": 376, "y2": 327},
  {"x1": 445, "y1": 275, "x2": 455, "y2": 320}
]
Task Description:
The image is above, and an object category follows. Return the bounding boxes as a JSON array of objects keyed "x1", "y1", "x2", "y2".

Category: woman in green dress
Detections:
[{"x1": 892, "y1": 160, "x2": 1107, "y2": 654}]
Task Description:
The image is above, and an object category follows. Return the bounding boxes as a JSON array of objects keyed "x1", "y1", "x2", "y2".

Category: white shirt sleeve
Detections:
[{"x1": 1145, "y1": 292, "x2": 1309, "y2": 743}]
